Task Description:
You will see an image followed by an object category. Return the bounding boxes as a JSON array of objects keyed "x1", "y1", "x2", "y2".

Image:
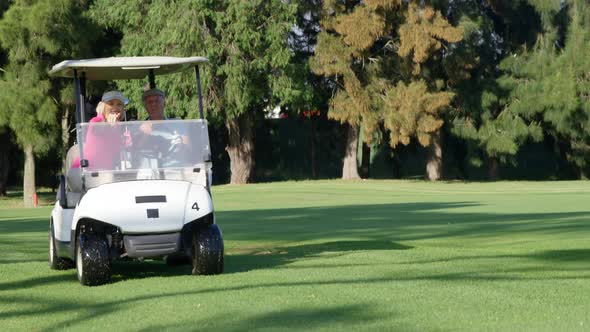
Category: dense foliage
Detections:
[
  {"x1": 309, "y1": 1, "x2": 463, "y2": 179},
  {"x1": 90, "y1": 0, "x2": 297, "y2": 183},
  {"x1": 0, "y1": 0, "x2": 589, "y2": 200},
  {"x1": 0, "y1": 0, "x2": 98, "y2": 205}
]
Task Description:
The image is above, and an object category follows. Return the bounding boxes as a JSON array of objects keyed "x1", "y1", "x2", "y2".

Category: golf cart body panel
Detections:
[
  {"x1": 49, "y1": 56, "x2": 209, "y2": 80},
  {"x1": 51, "y1": 202, "x2": 75, "y2": 242},
  {"x1": 71, "y1": 180, "x2": 213, "y2": 234},
  {"x1": 123, "y1": 233, "x2": 181, "y2": 258}
]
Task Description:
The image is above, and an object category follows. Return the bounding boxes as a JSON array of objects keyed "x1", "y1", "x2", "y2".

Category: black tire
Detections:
[
  {"x1": 49, "y1": 222, "x2": 74, "y2": 270},
  {"x1": 76, "y1": 232, "x2": 111, "y2": 286},
  {"x1": 191, "y1": 224, "x2": 224, "y2": 275}
]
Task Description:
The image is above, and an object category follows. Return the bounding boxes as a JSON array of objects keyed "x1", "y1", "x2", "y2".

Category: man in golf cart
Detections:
[
  {"x1": 135, "y1": 87, "x2": 192, "y2": 166},
  {"x1": 143, "y1": 88, "x2": 167, "y2": 120},
  {"x1": 137, "y1": 87, "x2": 172, "y2": 135}
]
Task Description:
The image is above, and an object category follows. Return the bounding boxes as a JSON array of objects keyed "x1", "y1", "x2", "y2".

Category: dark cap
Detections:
[{"x1": 142, "y1": 88, "x2": 165, "y2": 102}]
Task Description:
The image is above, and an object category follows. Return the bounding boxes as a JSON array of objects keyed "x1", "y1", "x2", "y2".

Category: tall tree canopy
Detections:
[
  {"x1": 0, "y1": 0, "x2": 11, "y2": 196},
  {"x1": 91, "y1": 0, "x2": 298, "y2": 184},
  {"x1": 447, "y1": 0, "x2": 546, "y2": 178},
  {"x1": 0, "y1": 0, "x2": 97, "y2": 206},
  {"x1": 311, "y1": 0, "x2": 462, "y2": 179},
  {"x1": 499, "y1": 0, "x2": 590, "y2": 177},
  {"x1": 449, "y1": 0, "x2": 589, "y2": 178}
]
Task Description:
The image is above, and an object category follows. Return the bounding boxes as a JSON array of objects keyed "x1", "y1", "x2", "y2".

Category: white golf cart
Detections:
[{"x1": 48, "y1": 57, "x2": 223, "y2": 286}]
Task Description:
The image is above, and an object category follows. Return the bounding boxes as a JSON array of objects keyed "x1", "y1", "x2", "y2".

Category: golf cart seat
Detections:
[{"x1": 62, "y1": 145, "x2": 82, "y2": 207}]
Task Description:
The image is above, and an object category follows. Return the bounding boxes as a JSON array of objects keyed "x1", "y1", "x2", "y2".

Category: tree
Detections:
[
  {"x1": 90, "y1": 0, "x2": 298, "y2": 184},
  {"x1": 447, "y1": 0, "x2": 548, "y2": 179},
  {"x1": 0, "y1": 0, "x2": 98, "y2": 206},
  {"x1": 310, "y1": 0, "x2": 380, "y2": 180},
  {"x1": 0, "y1": 127, "x2": 10, "y2": 196},
  {"x1": 311, "y1": 0, "x2": 462, "y2": 180},
  {"x1": 287, "y1": 0, "x2": 331, "y2": 179},
  {"x1": 499, "y1": 0, "x2": 590, "y2": 178},
  {"x1": 451, "y1": 0, "x2": 590, "y2": 180},
  {"x1": 0, "y1": 0, "x2": 11, "y2": 196},
  {"x1": 0, "y1": 66, "x2": 57, "y2": 207}
]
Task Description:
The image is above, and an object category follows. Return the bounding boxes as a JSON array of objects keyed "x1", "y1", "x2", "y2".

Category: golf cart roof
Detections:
[{"x1": 48, "y1": 56, "x2": 209, "y2": 80}]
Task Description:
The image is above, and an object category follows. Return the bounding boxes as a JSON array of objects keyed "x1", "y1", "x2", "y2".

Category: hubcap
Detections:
[
  {"x1": 49, "y1": 232, "x2": 54, "y2": 263},
  {"x1": 76, "y1": 243, "x2": 83, "y2": 279}
]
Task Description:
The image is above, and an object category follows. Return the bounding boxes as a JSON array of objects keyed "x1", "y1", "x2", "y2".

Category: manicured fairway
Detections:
[{"x1": 1, "y1": 180, "x2": 589, "y2": 331}]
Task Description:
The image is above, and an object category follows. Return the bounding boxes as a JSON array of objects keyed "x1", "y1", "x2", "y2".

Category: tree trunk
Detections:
[
  {"x1": 360, "y1": 142, "x2": 370, "y2": 179},
  {"x1": 23, "y1": 145, "x2": 35, "y2": 208},
  {"x1": 0, "y1": 129, "x2": 9, "y2": 196},
  {"x1": 570, "y1": 139, "x2": 589, "y2": 180},
  {"x1": 426, "y1": 129, "x2": 443, "y2": 181},
  {"x1": 342, "y1": 124, "x2": 360, "y2": 180},
  {"x1": 225, "y1": 113, "x2": 255, "y2": 184},
  {"x1": 575, "y1": 164, "x2": 588, "y2": 180},
  {"x1": 310, "y1": 118, "x2": 318, "y2": 179},
  {"x1": 488, "y1": 158, "x2": 499, "y2": 181}
]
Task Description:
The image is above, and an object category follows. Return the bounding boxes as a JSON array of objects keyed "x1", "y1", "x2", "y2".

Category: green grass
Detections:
[{"x1": 1, "y1": 180, "x2": 590, "y2": 331}]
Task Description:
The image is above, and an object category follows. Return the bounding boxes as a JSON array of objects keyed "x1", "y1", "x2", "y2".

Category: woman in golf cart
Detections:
[{"x1": 69, "y1": 90, "x2": 128, "y2": 170}]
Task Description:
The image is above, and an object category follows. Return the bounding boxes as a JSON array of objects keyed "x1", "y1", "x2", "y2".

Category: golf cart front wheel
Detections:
[
  {"x1": 49, "y1": 222, "x2": 74, "y2": 270},
  {"x1": 76, "y1": 233, "x2": 111, "y2": 286},
  {"x1": 191, "y1": 224, "x2": 224, "y2": 275}
]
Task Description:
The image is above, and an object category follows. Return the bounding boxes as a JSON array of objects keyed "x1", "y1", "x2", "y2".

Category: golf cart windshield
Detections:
[{"x1": 78, "y1": 119, "x2": 211, "y2": 188}]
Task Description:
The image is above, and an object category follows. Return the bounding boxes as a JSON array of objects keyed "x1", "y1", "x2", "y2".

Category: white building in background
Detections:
[{"x1": 265, "y1": 105, "x2": 283, "y2": 119}]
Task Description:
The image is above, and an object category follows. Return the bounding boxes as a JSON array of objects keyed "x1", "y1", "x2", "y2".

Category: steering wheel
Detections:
[{"x1": 135, "y1": 129, "x2": 183, "y2": 160}]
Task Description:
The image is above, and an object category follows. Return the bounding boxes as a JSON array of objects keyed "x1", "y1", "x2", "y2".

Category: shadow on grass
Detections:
[
  {"x1": 390, "y1": 249, "x2": 590, "y2": 269},
  {"x1": 0, "y1": 247, "x2": 589, "y2": 329},
  {"x1": 104, "y1": 240, "x2": 413, "y2": 283},
  {"x1": 1, "y1": 201, "x2": 589, "y2": 287},
  {"x1": 0, "y1": 258, "x2": 46, "y2": 265},
  {"x1": 3, "y1": 201, "x2": 589, "y2": 242},
  {"x1": 0, "y1": 274, "x2": 77, "y2": 292},
  {"x1": 217, "y1": 202, "x2": 590, "y2": 244},
  {"x1": 0, "y1": 287, "x2": 395, "y2": 331},
  {"x1": 2, "y1": 261, "x2": 589, "y2": 331},
  {"x1": 0, "y1": 262, "x2": 190, "y2": 292},
  {"x1": 0, "y1": 276, "x2": 408, "y2": 331},
  {"x1": 226, "y1": 240, "x2": 413, "y2": 273},
  {"x1": 531, "y1": 249, "x2": 590, "y2": 262},
  {"x1": 136, "y1": 304, "x2": 390, "y2": 332},
  {"x1": 0, "y1": 240, "x2": 411, "y2": 293},
  {"x1": 0, "y1": 217, "x2": 47, "y2": 234},
  {"x1": 107, "y1": 240, "x2": 412, "y2": 281},
  {"x1": 111, "y1": 260, "x2": 191, "y2": 282}
]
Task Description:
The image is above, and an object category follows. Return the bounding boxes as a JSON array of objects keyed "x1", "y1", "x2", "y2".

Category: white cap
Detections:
[{"x1": 102, "y1": 90, "x2": 129, "y2": 105}]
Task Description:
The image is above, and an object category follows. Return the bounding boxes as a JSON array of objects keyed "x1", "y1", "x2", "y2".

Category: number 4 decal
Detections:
[{"x1": 192, "y1": 202, "x2": 200, "y2": 211}]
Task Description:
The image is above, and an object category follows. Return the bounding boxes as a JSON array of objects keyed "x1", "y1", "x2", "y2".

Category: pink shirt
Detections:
[{"x1": 71, "y1": 116, "x2": 123, "y2": 170}]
